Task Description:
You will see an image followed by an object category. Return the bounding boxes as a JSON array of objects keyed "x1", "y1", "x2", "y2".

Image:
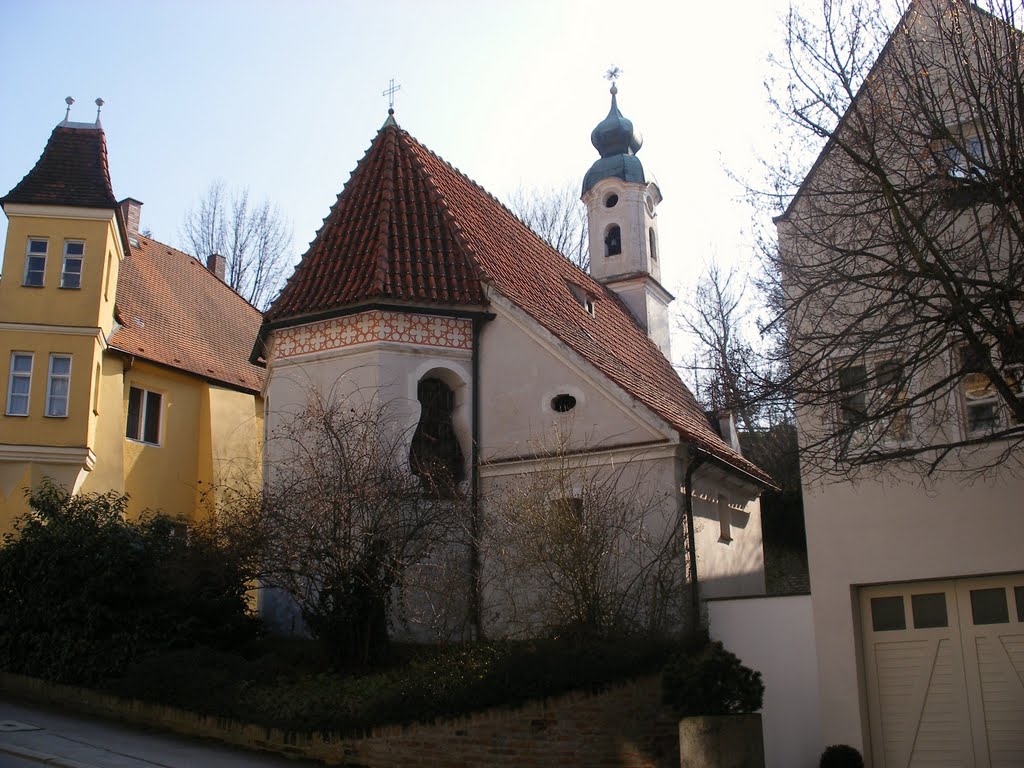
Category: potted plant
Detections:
[{"x1": 662, "y1": 641, "x2": 765, "y2": 768}]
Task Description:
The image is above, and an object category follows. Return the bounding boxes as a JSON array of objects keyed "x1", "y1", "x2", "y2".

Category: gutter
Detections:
[
  {"x1": 469, "y1": 315, "x2": 489, "y2": 640},
  {"x1": 683, "y1": 444, "x2": 706, "y2": 632}
]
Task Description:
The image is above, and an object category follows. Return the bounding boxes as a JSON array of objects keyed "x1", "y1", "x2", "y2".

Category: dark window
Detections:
[
  {"x1": 970, "y1": 587, "x2": 1009, "y2": 625},
  {"x1": 605, "y1": 225, "x2": 621, "y2": 257},
  {"x1": 838, "y1": 364, "x2": 868, "y2": 425},
  {"x1": 551, "y1": 394, "x2": 577, "y2": 413},
  {"x1": 1015, "y1": 586, "x2": 1024, "y2": 622},
  {"x1": 604, "y1": 193, "x2": 618, "y2": 208},
  {"x1": 410, "y1": 378, "x2": 464, "y2": 497},
  {"x1": 649, "y1": 228, "x2": 657, "y2": 261},
  {"x1": 126, "y1": 386, "x2": 162, "y2": 445},
  {"x1": 911, "y1": 593, "x2": 948, "y2": 628},
  {"x1": 870, "y1": 595, "x2": 906, "y2": 632},
  {"x1": 551, "y1": 497, "x2": 584, "y2": 524}
]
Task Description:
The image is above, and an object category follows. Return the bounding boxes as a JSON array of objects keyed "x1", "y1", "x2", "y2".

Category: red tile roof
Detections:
[
  {"x1": 267, "y1": 124, "x2": 487, "y2": 320},
  {"x1": 266, "y1": 123, "x2": 769, "y2": 484},
  {"x1": 1, "y1": 124, "x2": 118, "y2": 209},
  {"x1": 111, "y1": 236, "x2": 265, "y2": 394}
]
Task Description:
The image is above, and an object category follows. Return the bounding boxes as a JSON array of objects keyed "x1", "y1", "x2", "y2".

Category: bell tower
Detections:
[{"x1": 582, "y1": 82, "x2": 672, "y2": 356}]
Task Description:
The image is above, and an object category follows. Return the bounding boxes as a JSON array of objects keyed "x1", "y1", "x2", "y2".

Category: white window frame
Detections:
[
  {"x1": 61, "y1": 240, "x2": 85, "y2": 289},
  {"x1": 45, "y1": 354, "x2": 72, "y2": 418},
  {"x1": 23, "y1": 238, "x2": 48, "y2": 287},
  {"x1": 126, "y1": 385, "x2": 163, "y2": 446},
  {"x1": 944, "y1": 134, "x2": 987, "y2": 179},
  {"x1": 957, "y1": 346, "x2": 1024, "y2": 438},
  {"x1": 6, "y1": 352, "x2": 33, "y2": 416},
  {"x1": 835, "y1": 355, "x2": 912, "y2": 450}
]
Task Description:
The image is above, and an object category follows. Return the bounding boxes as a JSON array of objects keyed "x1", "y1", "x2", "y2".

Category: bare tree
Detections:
[
  {"x1": 484, "y1": 434, "x2": 685, "y2": 641},
  {"x1": 181, "y1": 179, "x2": 293, "y2": 310},
  {"x1": 224, "y1": 388, "x2": 469, "y2": 664},
  {"x1": 507, "y1": 182, "x2": 590, "y2": 271},
  {"x1": 764, "y1": 0, "x2": 1024, "y2": 479}
]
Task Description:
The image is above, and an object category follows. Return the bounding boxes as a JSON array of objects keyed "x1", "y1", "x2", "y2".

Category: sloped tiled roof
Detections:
[
  {"x1": 1, "y1": 124, "x2": 118, "y2": 209},
  {"x1": 267, "y1": 122, "x2": 487, "y2": 319},
  {"x1": 111, "y1": 236, "x2": 265, "y2": 394},
  {"x1": 266, "y1": 123, "x2": 769, "y2": 484}
]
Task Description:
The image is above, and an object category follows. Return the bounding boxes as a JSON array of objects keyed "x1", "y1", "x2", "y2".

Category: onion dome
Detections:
[
  {"x1": 590, "y1": 84, "x2": 642, "y2": 157},
  {"x1": 582, "y1": 84, "x2": 648, "y2": 195}
]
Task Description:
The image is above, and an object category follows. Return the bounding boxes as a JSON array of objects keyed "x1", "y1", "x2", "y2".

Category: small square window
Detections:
[
  {"x1": 61, "y1": 241, "x2": 84, "y2": 289},
  {"x1": 24, "y1": 239, "x2": 47, "y2": 286},
  {"x1": 6, "y1": 353, "x2": 33, "y2": 416},
  {"x1": 911, "y1": 592, "x2": 948, "y2": 629},
  {"x1": 871, "y1": 596, "x2": 906, "y2": 632},
  {"x1": 970, "y1": 587, "x2": 1009, "y2": 625},
  {"x1": 126, "y1": 386, "x2": 163, "y2": 445}
]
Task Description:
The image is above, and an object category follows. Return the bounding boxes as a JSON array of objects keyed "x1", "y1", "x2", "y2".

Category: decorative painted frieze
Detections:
[{"x1": 272, "y1": 311, "x2": 472, "y2": 360}]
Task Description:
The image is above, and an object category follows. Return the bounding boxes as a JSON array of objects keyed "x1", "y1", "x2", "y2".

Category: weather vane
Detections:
[
  {"x1": 605, "y1": 66, "x2": 622, "y2": 83},
  {"x1": 382, "y1": 78, "x2": 401, "y2": 114}
]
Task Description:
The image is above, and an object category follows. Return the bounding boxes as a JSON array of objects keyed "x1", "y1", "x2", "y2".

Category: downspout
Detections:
[
  {"x1": 683, "y1": 444, "x2": 706, "y2": 633},
  {"x1": 469, "y1": 316, "x2": 484, "y2": 640}
]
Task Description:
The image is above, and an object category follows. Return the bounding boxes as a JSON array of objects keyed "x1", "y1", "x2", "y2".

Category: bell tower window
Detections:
[
  {"x1": 605, "y1": 225, "x2": 622, "y2": 257},
  {"x1": 410, "y1": 377, "x2": 464, "y2": 497},
  {"x1": 649, "y1": 228, "x2": 658, "y2": 261}
]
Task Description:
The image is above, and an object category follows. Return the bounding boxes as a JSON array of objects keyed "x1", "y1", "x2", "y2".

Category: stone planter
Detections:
[{"x1": 678, "y1": 713, "x2": 764, "y2": 768}]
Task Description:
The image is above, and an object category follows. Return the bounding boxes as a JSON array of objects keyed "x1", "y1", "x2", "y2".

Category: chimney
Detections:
[
  {"x1": 207, "y1": 253, "x2": 226, "y2": 281},
  {"x1": 717, "y1": 411, "x2": 743, "y2": 456},
  {"x1": 118, "y1": 198, "x2": 143, "y2": 241}
]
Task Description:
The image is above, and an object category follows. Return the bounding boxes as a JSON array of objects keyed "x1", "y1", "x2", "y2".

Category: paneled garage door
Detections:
[{"x1": 860, "y1": 574, "x2": 1024, "y2": 768}]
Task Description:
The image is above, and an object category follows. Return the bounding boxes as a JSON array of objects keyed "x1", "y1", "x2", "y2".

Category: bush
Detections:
[
  {"x1": 0, "y1": 480, "x2": 258, "y2": 684},
  {"x1": 820, "y1": 745, "x2": 864, "y2": 768},
  {"x1": 661, "y1": 641, "x2": 764, "y2": 716}
]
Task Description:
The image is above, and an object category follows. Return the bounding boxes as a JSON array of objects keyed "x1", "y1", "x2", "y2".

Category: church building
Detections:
[{"x1": 255, "y1": 85, "x2": 772, "y2": 637}]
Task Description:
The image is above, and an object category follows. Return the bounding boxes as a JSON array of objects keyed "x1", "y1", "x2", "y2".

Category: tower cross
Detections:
[
  {"x1": 605, "y1": 66, "x2": 622, "y2": 83},
  {"x1": 382, "y1": 78, "x2": 402, "y2": 111}
]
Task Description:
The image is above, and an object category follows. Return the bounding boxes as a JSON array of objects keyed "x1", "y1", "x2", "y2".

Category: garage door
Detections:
[{"x1": 860, "y1": 574, "x2": 1024, "y2": 768}]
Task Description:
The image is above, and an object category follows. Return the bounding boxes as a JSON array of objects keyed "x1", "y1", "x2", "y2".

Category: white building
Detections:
[
  {"x1": 255, "y1": 89, "x2": 771, "y2": 640},
  {"x1": 776, "y1": 2, "x2": 1024, "y2": 765}
]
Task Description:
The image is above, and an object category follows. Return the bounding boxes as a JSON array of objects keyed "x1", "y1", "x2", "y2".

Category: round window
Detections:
[
  {"x1": 604, "y1": 194, "x2": 619, "y2": 208},
  {"x1": 551, "y1": 394, "x2": 577, "y2": 413}
]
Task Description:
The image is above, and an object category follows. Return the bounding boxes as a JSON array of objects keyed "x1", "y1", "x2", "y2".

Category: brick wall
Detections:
[{"x1": 0, "y1": 672, "x2": 680, "y2": 767}]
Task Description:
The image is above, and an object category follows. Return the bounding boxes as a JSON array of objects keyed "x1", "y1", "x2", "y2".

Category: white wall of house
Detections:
[
  {"x1": 708, "y1": 594, "x2": 822, "y2": 768},
  {"x1": 803, "y1": 461, "x2": 1024, "y2": 753},
  {"x1": 262, "y1": 303, "x2": 767, "y2": 639}
]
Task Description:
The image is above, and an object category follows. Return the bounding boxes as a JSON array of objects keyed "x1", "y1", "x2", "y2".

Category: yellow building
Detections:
[{"x1": 0, "y1": 112, "x2": 264, "y2": 530}]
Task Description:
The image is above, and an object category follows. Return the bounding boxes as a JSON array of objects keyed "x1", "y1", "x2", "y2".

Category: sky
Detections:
[{"x1": 1, "y1": 0, "x2": 797, "y2": 365}]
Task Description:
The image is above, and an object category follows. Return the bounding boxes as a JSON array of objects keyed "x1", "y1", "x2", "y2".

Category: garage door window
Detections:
[
  {"x1": 911, "y1": 592, "x2": 948, "y2": 628},
  {"x1": 970, "y1": 587, "x2": 1009, "y2": 625},
  {"x1": 871, "y1": 595, "x2": 905, "y2": 631}
]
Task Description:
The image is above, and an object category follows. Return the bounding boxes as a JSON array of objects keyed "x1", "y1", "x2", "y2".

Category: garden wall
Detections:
[
  {"x1": 0, "y1": 672, "x2": 680, "y2": 767},
  {"x1": 706, "y1": 593, "x2": 821, "y2": 768}
]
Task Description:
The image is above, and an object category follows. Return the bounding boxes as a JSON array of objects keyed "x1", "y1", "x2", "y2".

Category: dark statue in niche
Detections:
[{"x1": 409, "y1": 377, "x2": 464, "y2": 497}]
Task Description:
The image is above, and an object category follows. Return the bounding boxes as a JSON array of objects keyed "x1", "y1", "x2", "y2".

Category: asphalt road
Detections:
[{"x1": 0, "y1": 697, "x2": 321, "y2": 767}]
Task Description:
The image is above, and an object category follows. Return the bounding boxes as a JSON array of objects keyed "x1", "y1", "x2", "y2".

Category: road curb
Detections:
[{"x1": 0, "y1": 740, "x2": 105, "y2": 768}]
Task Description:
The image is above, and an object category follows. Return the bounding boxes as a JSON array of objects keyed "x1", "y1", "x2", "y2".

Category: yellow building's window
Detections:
[
  {"x1": 6, "y1": 352, "x2": 33, "y2": 416},
  {"x1": 24, "y1": 239, "x2": 47, "y2": 287},
  {"x1": 93, "y1": 363, "x2": 101, "y2": 416},
  {"x1": 61, "y1": 241, "x2": 85, "y2": 289},
  {"x1": 45, "y1": 354, "x2": 72, "y2": 418},
  {"x1": 126, "y1": 386, "x2": 162, "y2": 445}
]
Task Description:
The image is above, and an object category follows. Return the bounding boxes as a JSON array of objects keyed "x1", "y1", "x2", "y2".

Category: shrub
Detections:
[
  {"x1": 820, "y1": 745, "x2": 864, "y2": 768},
  {"x1": 0, "y1": 480, "x2": 258, "y2": 684},
  {"x1": 661, "y1": 641, "x2": 764, "y2": 716}
]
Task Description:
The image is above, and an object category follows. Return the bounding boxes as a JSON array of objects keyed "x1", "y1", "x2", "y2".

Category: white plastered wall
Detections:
[{"x1": 803, "y1": 462, "x2": 1024, "y2": 752}]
